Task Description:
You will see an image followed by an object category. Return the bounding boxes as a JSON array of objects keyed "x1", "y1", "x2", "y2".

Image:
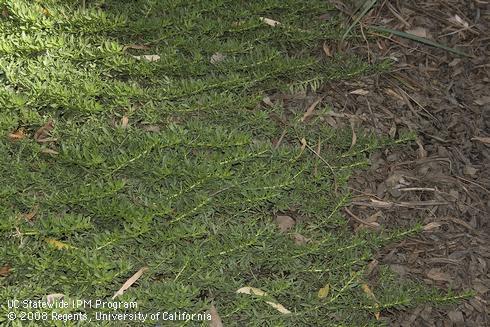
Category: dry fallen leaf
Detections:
[
  {"x1": 474, "y1": 96, "x2": 490, "y2": 106},
  {"x1": 210, "y1": 52, "x2": 226, "y2": 64},
  {"x1": 45, "y1": 238, "x2": 75, "y2": 250},
  {"x1": 121, "y1": 115, "x2": 129, "y2": 129},
  {"x1": 365, "y1": 259, "x2": 379, "y2": 277},
  {"x1": 8, "y1": 128, "x2": 26, "y2": 141},
  {"x1": 236, "y1": 286, "x2": 291, "y2": 314},
  {"x1": 265, "y1": 301, "x2": 291, "y2": 314},
  {"x1": 301, "y1": 97, "x2": 323, "y2": 122},
  {"x1": 142, "y1": 125, "x2": 161, "y2": 133},
  {"x1": 300, "y1": 138, "x2": 307, "y2": 151},
  {"x1": 41, "y1": 148, "x2": 59, "y2": 155},
  {"x1": 133, "y1": 55, "x2": 160, "y2": 62},
  {"x1": 318, "y1": 283, "x2": 330, "y2": 298},
  {"x1": 236, "y1": 286, "x2": 267, "y2": 296},
  {"x1": 46, "y1": 294, "x2": 65, "y2": 304},
  {"x1": 0, "y1": 265, "x2": 11, "y2": 277},
  {"x1": 24, "y1": 205, "x2": 39, "y2": 222},
  {"x1": 451, "y1": 14, "x2": 469, "y2": 28},
  {"x1": 362, "y1": 284, "x2": 380, "y2": 320},
  {"x1": 262, "y1": 96, "x2": 274, "y2": 107},
  {"x1": 275, "y1": 215, "x2": 295, "y2": 232},
  {"x1": 259, "y1": 17, "x2": 281, "y2": 27},
  {"x1": 405, "y1": 27, "x2": 429, "y2": 38},
  {"x1": 34, "y1": 119, "x2": 54, "y2": 142},
  {"x1": 112, "y1": 266, "x2": 149, "y2": 299},
  {"x1": 471, "y1": 136, "x2": 490, "y2": 145},
  {"x1": 349, "y1": 119, "x2": 357, "y2": 149},
  {"x1": 349, "y1": 89, "x2": 369, "y2": 96},
  {"x1": 423, "y1": 222, "x2": 441, "y2": 231},
  {"x1": 322, "y1": 42, "x2": 332, "y2": 57},
  {"x1": 209, "y1": 304, "x2": 223, "y2": 327},
  {"x1": 292, "y1": 233, "x2": 310, "y2": 245},
  {"x1": 415, "y1": 138, "x2": 427, "y2": 159}
]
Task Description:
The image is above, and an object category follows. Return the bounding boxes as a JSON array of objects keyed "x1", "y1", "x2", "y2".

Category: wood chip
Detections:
[{"x1": 427, "y1": 268, "x2": 452, "y2": 282}]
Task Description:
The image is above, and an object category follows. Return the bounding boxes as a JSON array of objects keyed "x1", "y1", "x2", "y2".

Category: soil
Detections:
[{"x1": 322, "y1": 0, "x2": 488, "y2": 325}]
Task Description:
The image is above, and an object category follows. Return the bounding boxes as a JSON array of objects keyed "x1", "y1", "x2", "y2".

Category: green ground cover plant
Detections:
[{"x1": 0, "y1": 0, "x2": 467, "y2": 326}]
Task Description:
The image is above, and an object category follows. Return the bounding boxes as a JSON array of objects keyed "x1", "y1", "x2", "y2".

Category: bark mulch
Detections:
[{"x1": 322, "y1": 0, "x2": 488, "y2": 325}]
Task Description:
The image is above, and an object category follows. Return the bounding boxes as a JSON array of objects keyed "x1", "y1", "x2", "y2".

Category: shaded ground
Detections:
[{"x1": 320, "y1": 0, "x2": 489, "y2": 325}]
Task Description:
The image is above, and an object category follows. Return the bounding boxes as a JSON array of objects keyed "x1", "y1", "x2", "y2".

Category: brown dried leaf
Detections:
[
  {"x1": 133, "y1": 55, "x2": 160, "y2": 62},
  {"x1": 323, "y1": 42, "x2": 332, "y2": 57},
  {"x1": 41, "y1": 148, "x2": 59, "y2": 155},
  {"x1": 112, "y1": 266, "x2": 149, "y2": 300},
  {"x1": 301, "y1": 97, "x2": 323, "y2": 122},
  {"x1": 208, "y1": 304, "x2": 223, "y2": 327},
  {"x1": 292, "y1": 233, "x2": 310, "y2": 245},
  {"x1": 262, "y1": 96, "x2": 274, "y2": 107},
  {"x1": 471, "y1": 136, "x2": 490, "y2": 144},
  {"x1": 474, "y1": 96, "x2": 490, "y2": 106},
  {"x1": 210, "y1": 52, "x2": 226, "y2": 64},
  {"x1": 142, "y1": 125, "x2": 161, "y2": 133},
  {"x1": 463, "y1": 165, "x2": 478, "y2": 176},
  {"x1": 300, "y1": 138, "x2": 307, "y2": 151},
  {"x1": 45, "y1": 238, "x2": 75, "y2": 250},
  {"x1": 423, "y1": 222, "x2": 441, "y2": 231},
  {"x1": 46, "y1": 294, "x2": 65, "y2": 304},
  {"x1": 265, "y1": 301, "x2": 291, "y2": 314},
  {"x1": 8, "y1": 128, "x2": 26, "y2": 141},
  {"x1": 318, "y1": 283, "x2": 330, "y2": 298},
  {"x1": 405, "y1": 27, "x2": 429, "y2": 38},
  {"x1": 275, "y1": 215, "x2": 295, "y2": 232},
  {"x1": 0, "y1": 265, "x2": 11, "y2": 277},
  {"x1": 361, "y1": 284, "x2": 380, "y2": 320},
  {"x1": 34, "y1": 119, "x2": 54, "y2": 142},
  {"x1": 121, "y1": 115, "x2": 129, "y2": 129},
  {"x1": 349, "y1": 119, "x2": 357, "y2": 149},
  {"x1": 236, "y1": 286, "x2": 290, "y2": 314},
  {"x1": 415, "y1": 138, "x2": 427, "y2": 159},
  {"x1": 259, "y1": 17, "x2": 281, "y2": 27},
  {"x1": 24, "y1": 205, "x2": 39, "y2": 222},
  {"x1": 349, "y1": 89, "x2": 369, "y2": 96},
  {"x1": 365, "y1": 259, "x2": 379, "y2": 276},
  {"x1": 236, "y1": 286, "x2": 267, "y2": 296}
]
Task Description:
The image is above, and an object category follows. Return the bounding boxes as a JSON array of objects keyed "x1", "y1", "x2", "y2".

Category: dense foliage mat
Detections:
[{"x1": 0, "y1": 0, "x2": 464, "y2": 326}]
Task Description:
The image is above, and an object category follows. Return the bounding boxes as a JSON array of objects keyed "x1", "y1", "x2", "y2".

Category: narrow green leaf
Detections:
[
  {"x1": 370, "y1": 26, "x2": 470, "y2": 57},
  {"x1": 342, "y1": 0, "x2": 378, "y2": 41}
]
